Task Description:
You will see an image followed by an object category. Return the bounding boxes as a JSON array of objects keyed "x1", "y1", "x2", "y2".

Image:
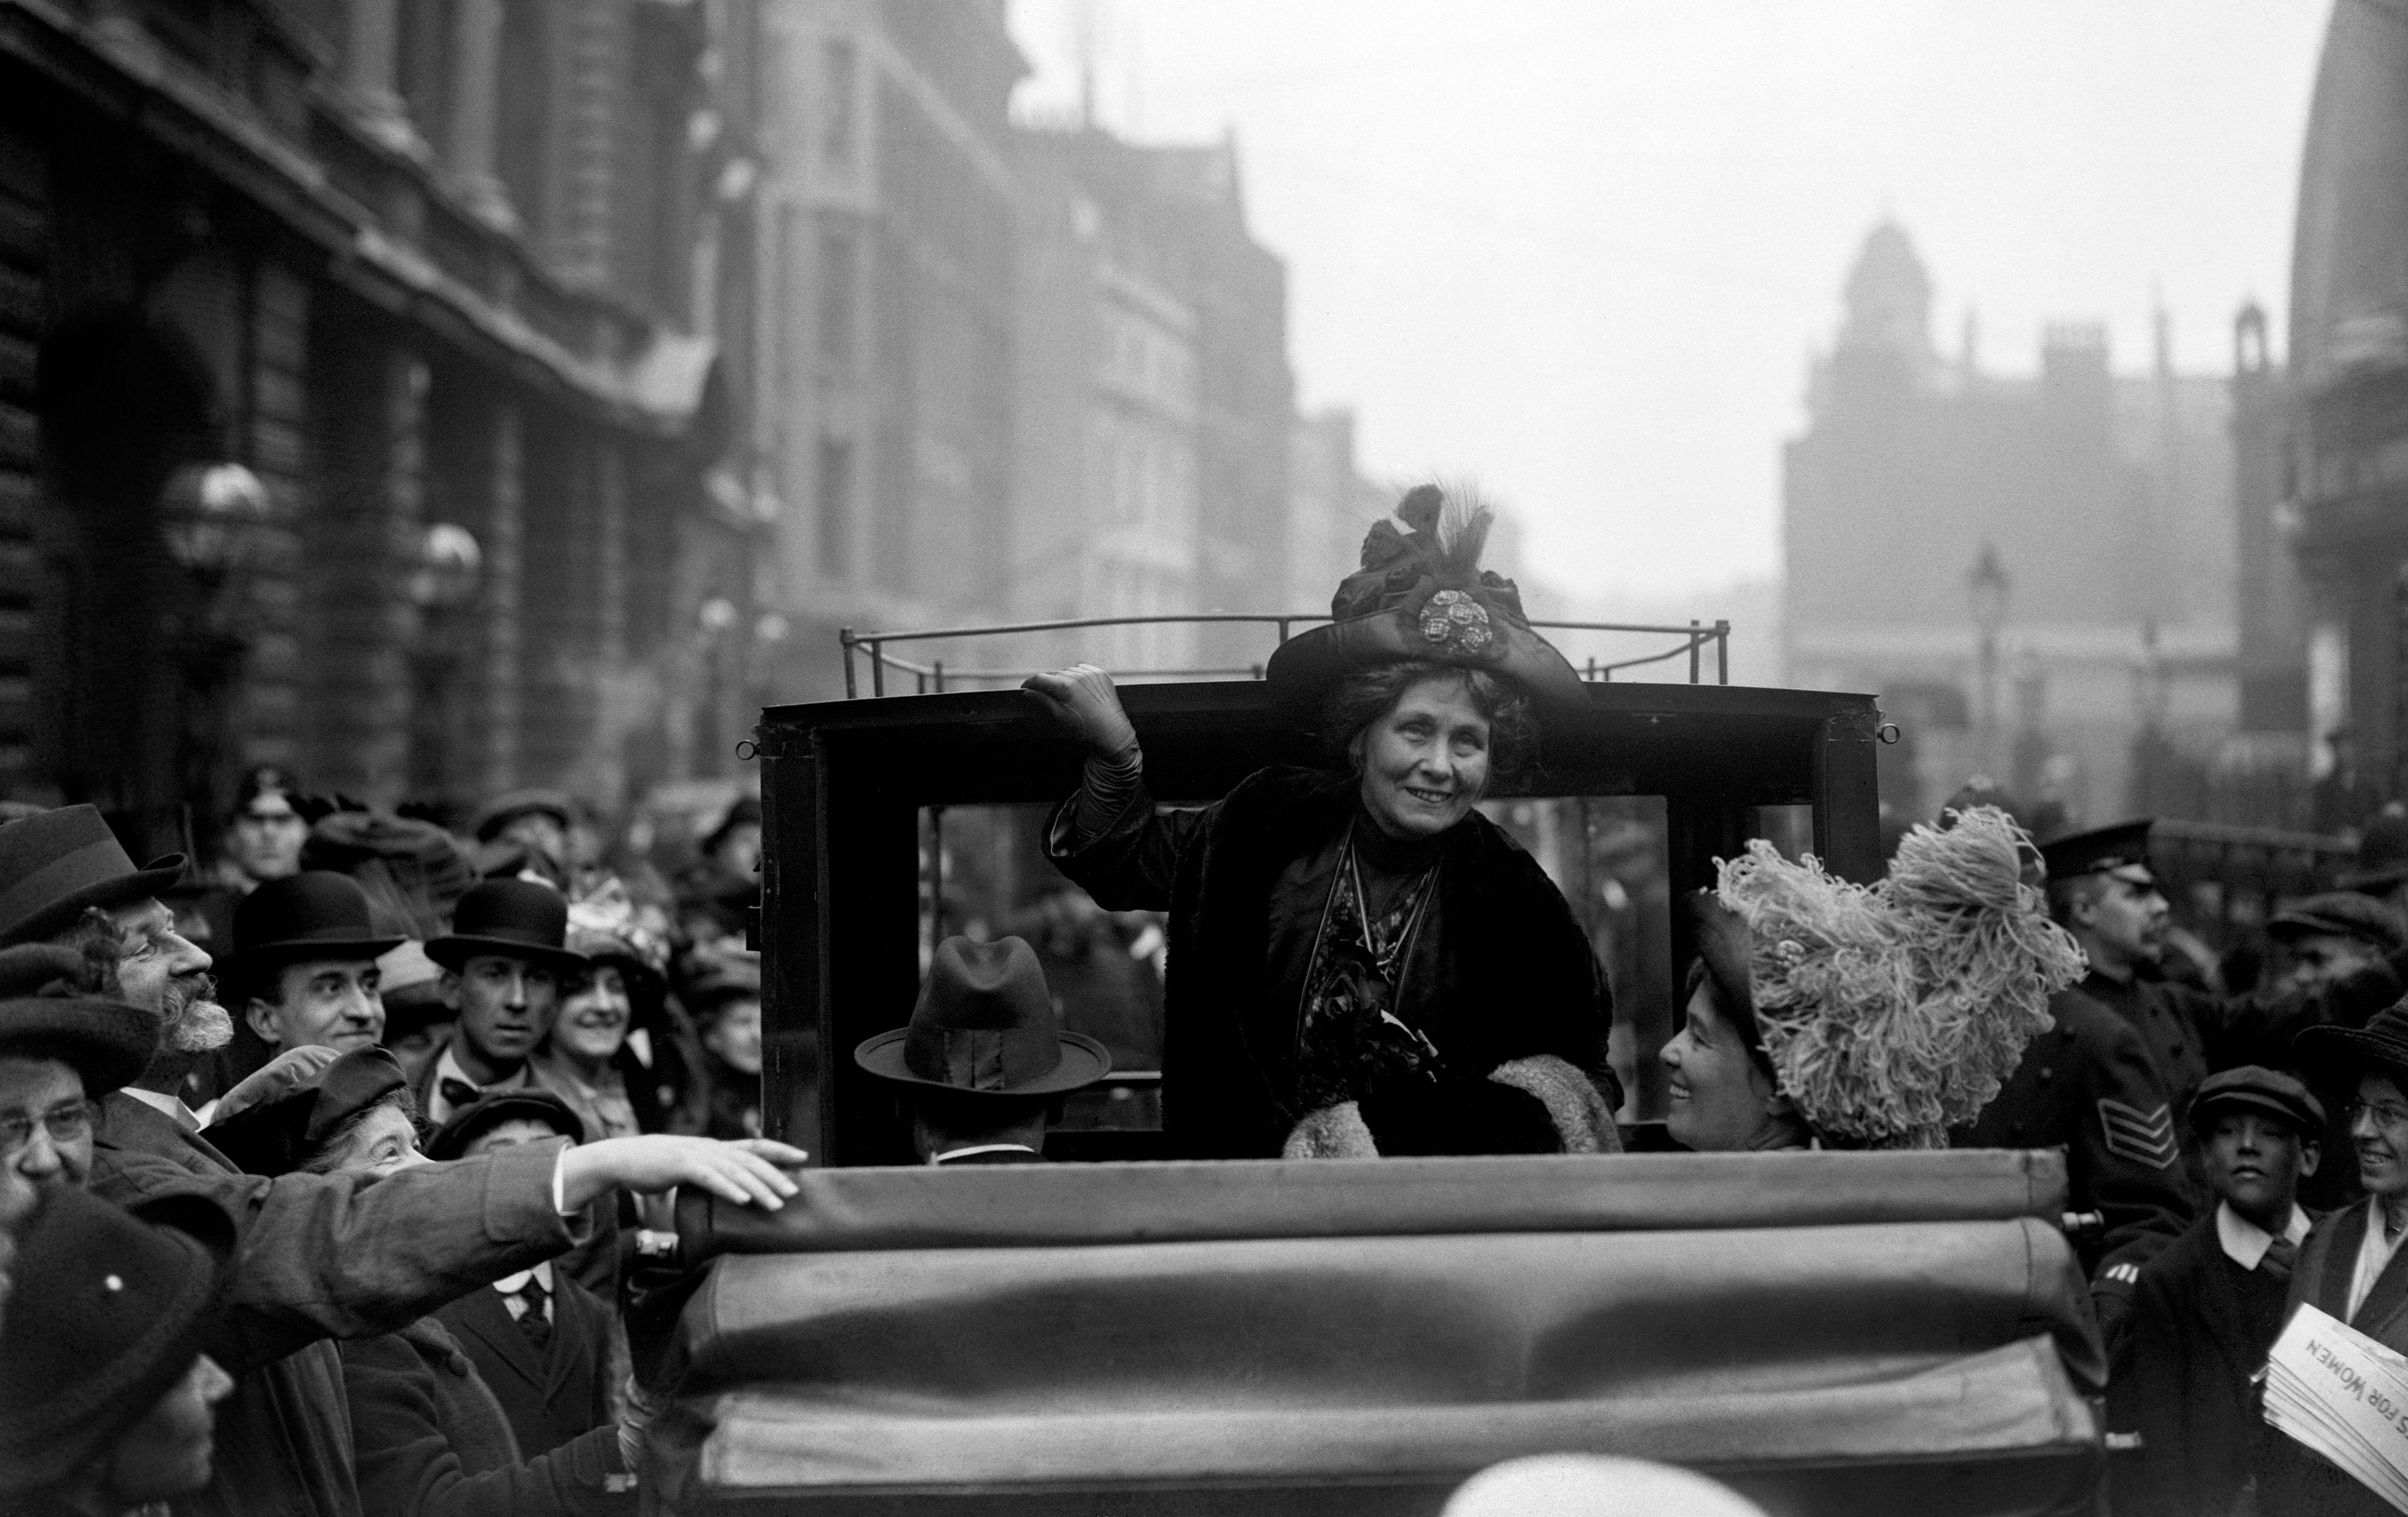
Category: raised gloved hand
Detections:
[
  {"x1": 1021, "y1": 664, "x2": 1139, "y2": 759},
  {"x1": 209, "y1": 1045, "x2": 343, "y2": 1124}
]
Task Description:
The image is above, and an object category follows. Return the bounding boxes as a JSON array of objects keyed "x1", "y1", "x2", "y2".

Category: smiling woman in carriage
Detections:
[{"x1": 1025, "y1": 483, "x2": 1620, "y2": 1161}]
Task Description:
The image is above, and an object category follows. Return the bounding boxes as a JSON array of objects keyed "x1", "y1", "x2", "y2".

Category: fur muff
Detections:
[
  {"x1": 1282, "y1": 1100, "x2": 1380, "y2": 1159},
  {"x1": 1487, "y1": 1053, "x2": 1622, "y2": 1154}
]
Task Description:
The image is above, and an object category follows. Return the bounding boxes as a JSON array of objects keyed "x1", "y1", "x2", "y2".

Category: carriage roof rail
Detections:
[{"x1": 837, "y1": 614, "x2": 1732, "y2": 697}]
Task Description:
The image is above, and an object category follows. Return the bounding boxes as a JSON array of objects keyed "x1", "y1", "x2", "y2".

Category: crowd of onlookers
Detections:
[
  {"x1": 0, "y1": 771, "x2": 795, "y2": 1515},
  {"x1": 175, "y1": 768, "x2": 770, "y2": 1144}
]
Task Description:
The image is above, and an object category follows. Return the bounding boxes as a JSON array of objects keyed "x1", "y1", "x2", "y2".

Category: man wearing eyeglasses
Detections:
[
  {"x1": 0, "y1": 942, "x2": 155, "y2": 1189},
  {"x1": 2262, "y1": 1004, "x2": 2408, "y2": 1515}
]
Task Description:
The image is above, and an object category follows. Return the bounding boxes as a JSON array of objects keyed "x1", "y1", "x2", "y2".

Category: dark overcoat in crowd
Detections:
[
  {"x1": 86, "y1": 1093, "x2": 586, "y2": 1517},
  {"x1": 1950, "y1": 984, "x2": 2193, "y2": 1321},
  {"x1": 343, "y1": 1313, "x2": 630, "y2": 1516},
  {"x1": 2078, "y1": 960, "x2": 2406, "y2": 1190},
  {"x1": 2259, "y1": 1197, "x2": 2408, "y2": 1516},
  {"x1": 1048, "y1": 765, "x2": 1617, "y2": 1160},
  {"x1": 434, "y1": 1271, "x2": 616, "y2": 1460},
  {"x1": 2108, "y1": 1208, "x2": 2295, "y2": 1517}
]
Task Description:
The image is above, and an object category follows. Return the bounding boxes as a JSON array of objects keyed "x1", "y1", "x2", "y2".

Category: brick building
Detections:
[{"x1": 0, "y1": 0, "x2": 761, "y2": 856}]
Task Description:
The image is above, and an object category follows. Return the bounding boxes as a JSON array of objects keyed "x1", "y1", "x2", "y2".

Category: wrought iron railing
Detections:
[{"x1": 838, "y1": 614, "x2": 1732, "y2": 697}]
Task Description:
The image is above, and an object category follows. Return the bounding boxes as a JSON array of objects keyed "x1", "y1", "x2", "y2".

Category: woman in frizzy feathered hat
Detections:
[
  {"x1": 1667, "y1": 805, "x2": 2086, "y2": 1151},
  {"x1": 1024, "y1": 482, "x2": 1618, "y2": 1162}
]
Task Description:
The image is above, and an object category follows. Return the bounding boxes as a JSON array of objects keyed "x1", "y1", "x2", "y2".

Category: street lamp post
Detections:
[{"x1": 1966, "y1": 542, "x2": 2011, "y2": 776}]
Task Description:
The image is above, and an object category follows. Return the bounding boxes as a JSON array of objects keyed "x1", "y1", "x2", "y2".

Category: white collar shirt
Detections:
[
  {"x1": 490, "y1": 1260, "x2": 556, "y2": 1323},
  {"x1": 927, "y1": 1143, "x2": 1039, "y2": 1166},
  {"x1": 2350, "y1": 1201, "x2": 2408, "y2": 1322},
  {"x1": 2216, "y1": 1200, "x2": 2308, "y2": 1272},
  {"x1": 424, "y1": 1044, "x2": 533, "y2": 1126}
]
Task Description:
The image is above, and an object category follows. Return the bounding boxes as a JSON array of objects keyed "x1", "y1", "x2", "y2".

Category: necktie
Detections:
[
  {"x1": 510, "y1": 1277, "x2": 551, "y2": 1349},
  {"x1": 440, "y1": 1077, "x2": 483, "y2": 1113},
  {"x1": 2262, "y1": 1235, "x2": 2299, "y2": 1285}
]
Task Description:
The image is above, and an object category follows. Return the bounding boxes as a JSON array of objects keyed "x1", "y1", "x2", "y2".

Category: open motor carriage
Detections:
[{"x1": 642, "y1": 618, "x2": 2107, "y2": 1516}]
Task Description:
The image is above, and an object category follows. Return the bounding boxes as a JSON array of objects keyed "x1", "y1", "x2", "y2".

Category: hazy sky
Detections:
[{"x1": 1007, "y1": 0, "x2": 2332, "y2": 606}]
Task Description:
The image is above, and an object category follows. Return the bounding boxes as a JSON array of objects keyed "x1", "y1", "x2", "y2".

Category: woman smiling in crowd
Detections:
[{"x1": 1028, "y1": 484, "x2": 1617, "y2": 1161}]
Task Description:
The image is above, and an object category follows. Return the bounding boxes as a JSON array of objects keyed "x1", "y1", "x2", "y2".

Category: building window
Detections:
[
  {"x1": 495, "y1": 0, "x2": 550, "y2": 232},
  {"x1": 817, "y1": 436, "x2": 852, "y2": 578},
  {"x1": 821, "y1": 37, "x2": 857, "y2": 168},
  {"x1": 817, "y1": 228, "x2": 856, "y2": 373}
]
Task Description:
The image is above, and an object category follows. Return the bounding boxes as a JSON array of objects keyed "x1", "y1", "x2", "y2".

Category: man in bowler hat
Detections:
[
  {"x1": 0, "y1": 804, "x2": 809, "y2": 1517},
  {"x1": 226, "y1": 871, "x2": 402, "y2": 1070},
  {"x1": 417, "y1": 878, "x2": 590, "y2": 1126},
  {"x1": 855, "y1": 936, "x2": 1110, "y2": 1164},
  {"x1": 2110, "y1": 1066, "x2": 2323, "y2": 1517}
]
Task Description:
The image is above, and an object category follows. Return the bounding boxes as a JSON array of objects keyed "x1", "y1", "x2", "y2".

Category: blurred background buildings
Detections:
[{"x1": 5, "y1": 0, "x2": 2405, "y2": 860}]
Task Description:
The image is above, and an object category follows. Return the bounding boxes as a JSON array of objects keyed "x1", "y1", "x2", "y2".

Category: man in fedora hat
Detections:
[
  {"x1": 417, "y1": 878, "x2": 588, "y2": 1126},
  {"x1": 855, "y1": 936, "x2": 1110, "y2": 1164},
  {"x1": 2262, "y1": 1006, "x2": 2408, "y2": 1515},
  {"x1": 0, "y1": 805, "x2": 232, "y2": 1132},
  {"x1": 225, "y1": 872, "x2": 402, "y2": 1073},
  {"x1": 2111, "y1": 1066, "x2": 2325, "y2": 1517}
]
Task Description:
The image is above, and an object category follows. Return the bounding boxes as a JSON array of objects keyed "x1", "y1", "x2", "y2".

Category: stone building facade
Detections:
[
  {"x1": 753, "y1": 0, "x2": 1024, "y2": 701},
  {"x1": 0, "y1": 0, "x2": 762, "y2": 853},
  {"x1": 1784, "y1": 221, "x2": 2240, "y2": 826}
]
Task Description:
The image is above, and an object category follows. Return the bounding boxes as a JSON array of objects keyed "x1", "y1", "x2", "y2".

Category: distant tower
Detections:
[{"x1": 1840, "y1": 221, "x2": 1934, "y2": 356}]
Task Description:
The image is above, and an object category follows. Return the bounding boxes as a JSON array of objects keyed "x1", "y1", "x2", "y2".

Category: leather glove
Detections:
[{"x1": 1021, "y1": 664, "x2": 1139, "y2": 757}]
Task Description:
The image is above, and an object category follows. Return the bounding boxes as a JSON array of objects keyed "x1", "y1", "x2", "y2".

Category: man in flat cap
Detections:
[
  {"x1": 2269, "y1": 891, "x2": 2407, "y2": 994},
  {"x1": 0, "y1": 805, "x2": 811, "y2": 1517},
  {"x1": 2110, "y1": 1067, "x2": 2323, "y2": 1517},
  {"x1": 2042, "y1": 819, "x2": 2408, "y2": 1191}
]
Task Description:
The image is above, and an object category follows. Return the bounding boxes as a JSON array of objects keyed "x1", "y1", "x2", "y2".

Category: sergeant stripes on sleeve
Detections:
[{"x1": 2098, "y1": 1097, "x2": 2180, "y2": 1170}]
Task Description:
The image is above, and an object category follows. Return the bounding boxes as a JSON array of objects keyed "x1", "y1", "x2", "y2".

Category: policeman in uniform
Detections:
[
  {"x1": 2040, "y1": 820, "x2": 2408, "y2": 1194},
  {"x1": 1951, "y1": 969, "x2": 2192, "y2": 1345}
]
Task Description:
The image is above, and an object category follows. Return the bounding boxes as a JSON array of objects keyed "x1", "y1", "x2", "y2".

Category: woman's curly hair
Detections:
[{"x1": 1319, "y1": 661, "x2": 1539, "y2": 790}]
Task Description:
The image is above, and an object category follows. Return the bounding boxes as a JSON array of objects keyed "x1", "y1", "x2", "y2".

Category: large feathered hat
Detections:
[
  {"x1": 1703, "y1": 805, "x2": 2085, "y2": 1148},
  {"x1": 1265, "y1": 483, "x2": 1588, "y2": 720}
]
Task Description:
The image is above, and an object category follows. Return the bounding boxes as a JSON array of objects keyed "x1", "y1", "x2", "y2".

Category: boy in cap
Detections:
[
  {"x1": 2110, "y1": 1066, "x2": 2322, "y2": 1517},
  {"x1": 854, "y1": 936, "x2": 1109, "y2": 1164}
]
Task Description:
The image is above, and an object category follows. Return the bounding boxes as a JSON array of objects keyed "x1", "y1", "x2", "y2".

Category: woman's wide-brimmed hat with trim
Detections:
[
  {"x1": 855, "y1": 936, "x2": 1109, "y2": 1099},
  {"x1": 0, "y1": 1185, "x2": 236, "y2": 1494},
  {"x1": 2296, "y1": 1001, "x2": 2408, "y2": 1090},
  {"x1": 1263, "y1": 484, "x2": 1588, "y2": 722},
  {"x1": 1700, "y1": 805, "x2": 2085, "y2": 1148},
  {"x1": 0, "y1": 804, "x2": 187, "y2": 947}
]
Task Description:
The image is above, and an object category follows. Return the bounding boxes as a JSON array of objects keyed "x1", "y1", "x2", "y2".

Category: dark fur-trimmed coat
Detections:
[{"x1": 1049, "y1": 765, "x2": 1618, "y2": 1160}]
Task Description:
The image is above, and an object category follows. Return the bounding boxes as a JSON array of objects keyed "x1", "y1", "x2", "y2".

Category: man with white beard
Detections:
[{"x1": 0, "y1": 805, "x2": 811, "y2": 1517}]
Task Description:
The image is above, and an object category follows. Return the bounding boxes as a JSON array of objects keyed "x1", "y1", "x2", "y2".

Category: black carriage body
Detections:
[{"x1": 752, "y1": 678, "x2": 1882, "y2": 1167}]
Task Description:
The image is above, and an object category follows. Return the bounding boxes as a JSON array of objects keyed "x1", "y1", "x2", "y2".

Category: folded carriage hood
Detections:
[{"x1": 650, "y1": 1150, "x2": 2101, "y2": 1516}]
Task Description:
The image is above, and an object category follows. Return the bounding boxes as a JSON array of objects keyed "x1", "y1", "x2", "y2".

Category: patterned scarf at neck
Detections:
[{"x1": 1293, "y1": 820, "x2": 1444, "y2": 1111}]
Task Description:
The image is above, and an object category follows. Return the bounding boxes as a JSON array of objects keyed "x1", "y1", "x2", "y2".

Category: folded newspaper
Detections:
[{"x1": 2266, "y1": 1303, "x2": 2408, "y2": 1511}]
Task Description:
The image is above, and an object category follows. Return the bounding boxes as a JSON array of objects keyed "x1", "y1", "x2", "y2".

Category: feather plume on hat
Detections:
[{"x1": 1712, "y1": 805, "x2": 2083, "y2": 1148}]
